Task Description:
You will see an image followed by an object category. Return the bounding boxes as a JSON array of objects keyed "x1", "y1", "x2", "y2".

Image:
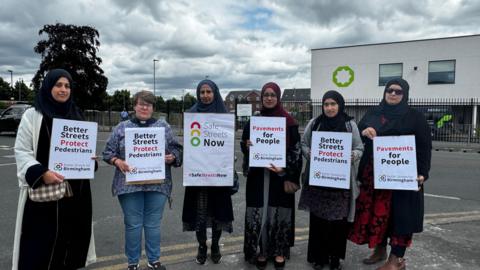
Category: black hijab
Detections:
[
  {"x1": 377, "y1": 78, "x2": 410, "y2": 120},
  {"x1": 189, "y1": 79, "x2": 227, "y2": 113},
  {"x1": 361, "y1": 78, "x2": 411, "y2": 133},
  {"x1": 313, "y1": 90, "x2": 353, "y2": 132},
  {"x1": 34, "y1": 69, "x2": 82, "y2": 120}
]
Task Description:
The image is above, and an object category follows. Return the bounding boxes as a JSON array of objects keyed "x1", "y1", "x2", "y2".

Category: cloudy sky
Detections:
[{"x1": 1, "y1": 0, "x2": 479, "y2": 98}]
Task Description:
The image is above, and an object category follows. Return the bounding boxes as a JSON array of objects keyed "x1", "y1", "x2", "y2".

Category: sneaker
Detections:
[
  {"x1": 127, "y1": 263, "x2": 140, "y2": 270},
  {"x1": 147, "y1": 261, "x2": 166, "y2": 270}
]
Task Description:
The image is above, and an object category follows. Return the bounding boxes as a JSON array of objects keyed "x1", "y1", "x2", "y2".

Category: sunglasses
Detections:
[{"x1": 385, "y1": 88, "x2": 404, "y2": 95}]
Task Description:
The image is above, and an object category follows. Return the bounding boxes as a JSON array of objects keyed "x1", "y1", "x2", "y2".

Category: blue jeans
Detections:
[{"x1": 118, "y1": 191, "x2": 167, "y2": 264}]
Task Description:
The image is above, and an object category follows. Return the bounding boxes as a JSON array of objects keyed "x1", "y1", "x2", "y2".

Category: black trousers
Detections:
[{"x1": 307, "y1": 213, "x2": 348, "y2": 264}]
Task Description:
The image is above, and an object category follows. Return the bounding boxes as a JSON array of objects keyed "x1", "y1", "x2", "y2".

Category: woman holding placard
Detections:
[
  {"x1": 13, "y1": 69, "x2": 96, "y2": 270},
  {"x1": 298, "y1": 90, "x2": 363, "y2": 270},
  {"x1": 241, "y1": 82, "x2": 302, "y2": 270},
  {"x1": 349, "y1": 79, "x2": 432, "y2": 270},
  {"x1": 182, "y1": 79, "x2": 234, "y2": 265},
  {"x1": 103, "y1": 90, "x2": 182, "y2": 270}
]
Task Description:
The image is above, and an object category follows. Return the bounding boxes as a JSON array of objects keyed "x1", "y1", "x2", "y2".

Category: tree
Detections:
[
  {"x1": 110, "y1": 89, "x2": 132, "y2": 111},
  {"x1": 0, "y1": 77, "x2": 13, "y2": 100},
  {"x1": 183, "y1": 93, "x2": 197, "y2": 110},
  {"x1": 14, "y1": 80, "x2": 35, "y2": 102},
  {"x1": 32, "y1": 23, "x2": 108, "y2": 110}
]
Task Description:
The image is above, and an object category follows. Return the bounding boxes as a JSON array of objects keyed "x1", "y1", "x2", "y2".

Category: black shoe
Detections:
[
  {"x1": 196, "y1": 244, "x2": 207, "y2": 265},
  {"x1": 211, "y1": 243, "x2": 222, "y2": 264},
  {"x1": 256, "y1": 257, "x2": 268, "y2": 270},
  {"x1": 147, "y1": 261, "x2": 166, "y2": 270},
  {"x1": 127, "y1": 263, "x2": 139, "y2": 270},
  {"x1": 274, "y1": 258, "x2": 286, "y2": 270},
  {"x1": 329, "y1": 256, "x2": 342, "y2": 270}
]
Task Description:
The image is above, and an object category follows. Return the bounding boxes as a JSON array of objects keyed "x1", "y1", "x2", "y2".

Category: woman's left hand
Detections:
[
  {"x1": 417, "y1": 175, "x2": 425, "y2": 191},
  {"x1": 165, "y1": 154, "x2": 175, "y2": 164},
  {"x1": 91, "y1": 156, "x2": 98, "y2": 160},
  {"x1": 284, "y1": 181, "x2": 299, "y2": 194},
  {"x1": 268, "y1": 163, "x2": 284, "y2": 174}
]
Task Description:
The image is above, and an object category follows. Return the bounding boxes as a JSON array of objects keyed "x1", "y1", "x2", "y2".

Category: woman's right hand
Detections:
[
  {"x1": 115, "y1": 159, "x2": 132, "y2": 174},
  {"x1": 246, "y1": 140, "x2": 253, "y2": 148},
  {"x1": 361, "y1": 127, "x2": 377, "y2": 140},
  {"x1": 42, "y1": 170, "x2": 65, "y2": 184}
]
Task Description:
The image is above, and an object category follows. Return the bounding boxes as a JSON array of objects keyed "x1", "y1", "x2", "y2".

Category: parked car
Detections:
[
  {"x1": 413, "y1": 106, "x2": 454, "y2": 140},
  {"x1": 0, "y1": 103, "x2": 32, "y2": 134}
]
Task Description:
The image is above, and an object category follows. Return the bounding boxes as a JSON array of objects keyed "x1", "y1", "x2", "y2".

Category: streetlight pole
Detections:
[
  {"x1": 153, "y1": 59, "x2": 159, "y2": 97},
  {"x1": 7, "y1": 70, "x2": 13, "y2": 99}
]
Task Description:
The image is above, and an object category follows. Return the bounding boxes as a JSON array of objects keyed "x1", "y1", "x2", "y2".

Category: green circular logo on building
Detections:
[{"x1": 332, "y1": 66, "x2": 355, "y2": 87}]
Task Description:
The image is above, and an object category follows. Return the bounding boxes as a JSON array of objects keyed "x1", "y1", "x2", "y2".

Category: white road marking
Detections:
[
  {"x1": 0, "y1": 162, "x2": 16, "y2": 166},
  {"x1": 425, "y1": 193, "x2": 461, "y2": 200}
]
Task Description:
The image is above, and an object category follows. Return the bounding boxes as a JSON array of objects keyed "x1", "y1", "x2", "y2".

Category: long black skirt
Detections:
[{"x1": 307, "y1": 213, "x2": 348, "y2": 265}]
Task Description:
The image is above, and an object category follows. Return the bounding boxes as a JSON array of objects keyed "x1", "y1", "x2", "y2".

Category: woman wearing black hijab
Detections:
[
  {"x1": 13, "y1": 69, "x2": 96, "y2": 270},
  {"x1": 182, "y1": 79, "x2": 234, "y2": 265},
  {"x1": 349, "y1": 79, "x2": 432, "y2": 270},
  {"x1": 298, "y1": 90, "x2": 363, "y2": 270}
]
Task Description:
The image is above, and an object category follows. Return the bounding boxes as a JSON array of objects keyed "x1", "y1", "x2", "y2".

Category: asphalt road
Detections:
[{"x1": 0, "y1": 132, "x2": 479, "y2": 269}]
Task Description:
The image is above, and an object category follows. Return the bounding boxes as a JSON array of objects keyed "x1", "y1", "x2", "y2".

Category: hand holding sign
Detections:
[{"x1": 42, "y1": 170, "x2": 65, "y2": 184}]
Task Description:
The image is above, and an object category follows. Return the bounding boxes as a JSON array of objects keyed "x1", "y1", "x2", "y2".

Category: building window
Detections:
[
  {"x1": 379, "y1": 63, "x2": 403, "y2": 86},
  {"x1": 247, "y1": 96, "x2": 251, "y2": 101},
  {"x1": 256, "y1": 96, "x2": 260, "y2": 101},
  {"x1": 428, "y1": 60, "x2": 455, "y2": 84}
]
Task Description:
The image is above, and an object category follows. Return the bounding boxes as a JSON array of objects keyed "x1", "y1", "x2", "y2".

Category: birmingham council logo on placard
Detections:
[{"x1": 54, "y1": 163, "x2": 63, "y2": 171}]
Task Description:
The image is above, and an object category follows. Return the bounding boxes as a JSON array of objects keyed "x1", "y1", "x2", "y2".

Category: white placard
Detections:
[
  {"x1": 249, "y1": 116, "x2": 286, "y2": 168},
  {"x1": 237, "y1": 104, "x2": 252, "y2": 116},
  {"x1": 374, "y1": 135, "x2": 418, "y2": 190},
  {"x1": 309, "y1": 131, "x2": 352, "y2": 189},
  {"x1": 48, "y1": 118, "x2": 97, "y2": 179},
  {"x1": 183, "y1": 113, "x2": 235, "y2": 186},
  {"x1": 125, "y1": 127, "x2": 165, "y2": 183}
]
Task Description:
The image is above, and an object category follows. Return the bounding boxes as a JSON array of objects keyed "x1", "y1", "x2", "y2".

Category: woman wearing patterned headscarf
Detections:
[
  {"x1": 13, "y1": 69, "x2": 96, "y2": 270},
  {"x1": 298, "y1": 90, "x2": 363, "y2": 270},
  {"x1": 241, "y1": 82, "x2": 302, "y2": 270},
  {"x1": 182, "y1": 79, "x2": 234, "y2": 265},
  {"x1": 349, "y1": 79, "x2": 432, "y2": 270}
]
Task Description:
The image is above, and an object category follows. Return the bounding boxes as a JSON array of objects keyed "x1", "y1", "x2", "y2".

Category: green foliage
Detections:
[
  {"x1": 32, "y1": 23, "x2": 108, "y2": 110},
  {"x1": 110, "y1": 89, "x2": 132, "y2": 111},
  {"x1": 0, "y1": 77, "x2": 14, "y2": 100},
  {"x1": 14, "y1": 80, "x2": 34, "y2": 102}
]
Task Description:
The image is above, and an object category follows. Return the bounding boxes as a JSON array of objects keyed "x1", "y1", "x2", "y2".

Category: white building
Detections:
[
  {"x1": 311, "y1": 34, "x2": 480, "y2": 99},
  {"x1": 311, "y1": 35, "x2": 480, "y2": 135}
]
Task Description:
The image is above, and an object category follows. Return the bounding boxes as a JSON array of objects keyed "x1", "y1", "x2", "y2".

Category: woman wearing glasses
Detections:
[
  {"x1": 349, "y1": 79, "x2": 432, "y2": 270},
  {"x1": 103, "y1": 91, "x2": 182, "y2": 270},
  {"x1": 241, "y1": 82, "x2": 302, "y2": 270}
]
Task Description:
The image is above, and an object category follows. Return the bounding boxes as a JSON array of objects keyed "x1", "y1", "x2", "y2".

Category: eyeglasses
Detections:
[
  {"x1": 263, "y1": 93, "x2": 277, "y2": 98},
  {"x1": 385, "y1": 88, "x2": 404, "y2": 95},
  {"x1": 137, "y1": 103, "x2": 153, "y2": 108}
]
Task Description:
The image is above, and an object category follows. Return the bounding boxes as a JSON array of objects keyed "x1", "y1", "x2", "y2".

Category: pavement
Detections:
[
  {"x1": 88, "y1": 217, "x2": 480, "y2": 270},
  {"x1": 84, "y1": 131, "x2": 480, "y2": 270}
]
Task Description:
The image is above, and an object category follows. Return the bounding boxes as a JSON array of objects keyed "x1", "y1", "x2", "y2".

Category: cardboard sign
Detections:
[
  {"x1": 48, "y1": 119, "x2": 97, "y2": 179},
  {"x1": 183, "y1": 113, "x2": 235, "y2": 186},
  {"x1": 374, "y1": 135, "x2": 418, "y2": 190},
  {"x1": 125, "y1": 127, "x2": 165, "y2": 183},
  {"x1": 249, "y1": 116, "x2": 286, "y2": 168},
  {"x1": 309, "y1": 131, "x2": 352, "y2": 189}
]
